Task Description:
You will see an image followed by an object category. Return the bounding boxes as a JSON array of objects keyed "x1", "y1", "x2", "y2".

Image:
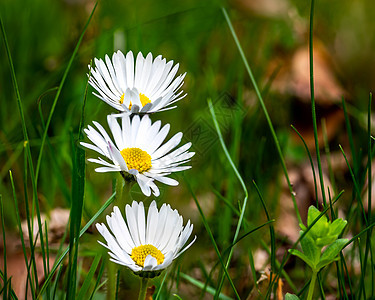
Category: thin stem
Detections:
[
  {"x1": 309, "y1": 0, "x2": 326, "y2": 207},
  {"x1": 106, "y1": 262, "x2": 116, "y2": 300},
  {"x1": 138, "y1": 277, "x2": 149, "y2": 300},
  {"x1": 221, "y1": 7, "x2": 302, "y2": 225},
  {"x1": 107, "y1": 177, "x2": 134, "y2": 300},
  {"x1": 307, "y1": 271, "x2": 317, "y2": 300},
  {"x1": 115, "y1": 173, "x2": 135, "y2": 209}
]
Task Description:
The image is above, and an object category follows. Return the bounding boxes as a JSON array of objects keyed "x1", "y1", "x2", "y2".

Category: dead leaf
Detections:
[
  {"x1": 271, "y1": 42, "x2": 346, "y2": 105},
  {"x1": 145, "y1": 285, "x2": 156, "y2": 300}
]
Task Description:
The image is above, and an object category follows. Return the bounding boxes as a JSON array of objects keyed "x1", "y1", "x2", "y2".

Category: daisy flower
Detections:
[
  {"x1": 88, "y1": 50, "x2": 186, "y2": 114},
  {"x1": 96, "y1": 201, "x2": 196, "y2": 278},
  {"x1": 80, "y1": 114, "x2": 194, "y2": 197}
]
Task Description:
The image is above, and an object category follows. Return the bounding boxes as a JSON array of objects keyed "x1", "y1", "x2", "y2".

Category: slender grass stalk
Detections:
[
  {"x1": 252, "y1": 181, "x2": 276, "y2": 274},
  {"x1": 22, "y1": 148, "x2": 38, "y2": 299},
  {"x1": 0, "y1": 195, "x2": 8, "y2": 300},
  {"x1": 37, "y1": 192, "x2": 116, "y2": 299},
  {"x1": 309, "y1": 0, "x2": 327, "y2": 207},
  {"x1": 367, "y1": 93, "x2": 374, "y2": 298},
  {"x1": 115, "y1": 269, "x2": 120, "y2": 300},
  {"x1": 44, "y1": 220, "x2": 51, "y2": 300},
  {"x1": 1, "y1": 15, "x2": 48, "y2": 288},
  {"x1": 358, "y1": 93, "x2": 374, "y2": 299},
  {"x1": 179, "y1": 273, "x2": 232, "y2": 300},
  {"x1": 291, "y1": 125, "x2": 319, "y2": 206},
  {"x1": 341, "y1": 98, "x2": 358, "y2": 172},
  {"x1": 208, "y1": 99, "x2": 249, "y2": 298},
  {"x1": 185, "y1": 177, "x2": 241, "y2": 299},
  {"x1": 138, "y1": 278, "x2": 149, "y2": 300},
  {"x1": 317, "y1": 272, "x2": 326, "y2": 300},
  {"x1": 339, "y1": 145, "x2": 367, "y2": 224},
  {"x1": 154, "y1": 271, "x2": 169, "y2": 300},
  {"x1": 9, "y1": 170, "x2": 37, "y2": 296},
  {"x1": 322, "y1": 119, "x2": 336, "y2": 194},
  {"x1": 35, "y1": 2, "x2": 97, "y2": 182},
  {"x1": 66, "y1": 53, "x2": 89, "y2": 299},
  {"x1": 77, "y1": 254, "x2": 102, "y2": 299},
  {"x1": 89, "y1": 260, "x2": 106, "y2": 300},
  {"x1": 221, "y1": 7, "x2": 302, "y2": 225}
]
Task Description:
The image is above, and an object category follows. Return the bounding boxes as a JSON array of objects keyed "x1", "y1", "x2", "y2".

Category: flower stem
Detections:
[
  {"x1": 115, "y1": 173, "x2": 135, "y2": 209},
  {"x1": 138, "y1": 277, "x2": 149, "y2": 300},
  {"x1": 107, "y1": 262, "x2": 115, "y2": 300},
  {"x1": 106, "y1": 175, "x2": 134, "y2": 300},
  {"x1": 307, "y1": 271, "x2": 317, "y2": 300}
]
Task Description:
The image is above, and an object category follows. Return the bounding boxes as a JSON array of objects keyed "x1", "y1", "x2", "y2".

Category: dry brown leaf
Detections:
[
  {"x1": 21, "y1": 207, "x2": 70, "y2": 246},
  {"x1": 271, "y1": 42, "x2": 346, "y2": 105},
  {"x1": 278, "y1": 159, "x2": 334, "y2": 242},
  {"x1": 145, "y1": 285, "x2": 156, "y2": 300},
  {"x1": 234, "y1": 0, "x2": 291, "y2": 18},
  {"x1": 0, "y1": 252, "x2": 55, "y2": 299}
]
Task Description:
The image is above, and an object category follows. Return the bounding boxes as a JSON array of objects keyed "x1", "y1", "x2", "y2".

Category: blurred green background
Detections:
[{"x1": 1, "y1": 0, "x2": 375, "y2": 298}]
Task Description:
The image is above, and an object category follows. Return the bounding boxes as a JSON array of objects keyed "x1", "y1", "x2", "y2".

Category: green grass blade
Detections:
[
  {"x1": 252, "y1": 181, "x2": 276, "y2": 273},
  {"x1": 35, "y1": 2, "x2": 97, "y2": 183},
  {"x1": 0, "y1": 195, "x2": 8, "y2": 300},
  {"x1": 341, "y1": 98, "x2": 358, "y2": 172},
  {"x1": 221, "y1": 7, "x2": 302, "y2": 225},
  {"x1": 308, "y1": 0, "x2": 327, "y2": 207},
  {"x1": 154, "y1": 271, "x2": 169, "y2": 300},
  {"x1": 89, "y1": 261, "x2": 106, "y2": 300},
  {"x1": 22, "y1": 149, "x2": 38, "y2": 299},
  {"x1": 322, "y1": 119, "x2": 336, "y2": 194},
  {"x1": 9, "y1": 170, "x2": 37, "y2": 297},
  {"x1": 184, "y1": 176, "x2": 240, "y2": 299},
  {"x1": 338, "y1": 145, "x2": 367, "y2": 225},
  {"x1": 208, "y1": 98, "x2": 249, "y2": 298},
  {"x1": 37, "y1": 192, "x2": 116, "y2": 299},
  {"x1": 77, "y1": 254, "x2": 102, "y2": 299},
  {"x1": 66, "y1": 44, "x2": 89, "y2": 300},
  {"x1": 52, "y1": 264, "x2": 64, "y2": 299},
  {"x1": 180, "y1": 273, "x2": 233, "y2": 300},
  {"x1": 291, "y1": 125, "x2": 318, "y2": 206},
  {"x1": 1, "y1": 14, "x2": 48, "y2": 290}
]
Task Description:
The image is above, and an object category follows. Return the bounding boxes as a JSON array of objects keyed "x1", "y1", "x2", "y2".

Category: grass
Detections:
[{"x1": 1, "y1": 0, "x2": 375, "y2": 299}]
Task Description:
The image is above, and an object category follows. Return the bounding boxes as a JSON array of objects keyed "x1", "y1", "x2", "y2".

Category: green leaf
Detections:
[
  {"x1": 300, "y1": 234, "x2": 320, "y2": 265},
  {"x1": 329, "y1": 219, "x2": 347, "y2": 236},
  {"x1": 317, "y1": 239, "x2": 348, "y2": 270},
  {"x1": 316, "y1": 257, "x2": 340, "y2": 270},
  {"x1": 315, "y1": 235, "x2": 337, "y2": 247},
  {"x1": 285, "y1": 293, "x2": 300, "y2": 300},
  {"x1": 307, "y1": 206, "x2": 329, "y2": 238},
  {"x1": 289, "y1": 249, "x2": 315, "y2": 269}
]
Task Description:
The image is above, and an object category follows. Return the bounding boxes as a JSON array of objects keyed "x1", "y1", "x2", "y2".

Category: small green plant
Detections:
[{"x1": 288, "y1": 206, "x2": 348, "y2": 300}]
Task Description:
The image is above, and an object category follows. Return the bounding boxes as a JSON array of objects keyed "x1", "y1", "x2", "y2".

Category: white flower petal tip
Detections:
[
  {"x1": 95, "y1": 201, "x2": 196, "y2": 278},
  {"x1": 81, "y1": 114, "x2": 194, "y2": 197},
  {"x1": 88, "y1": 50, "x2": 186, "y2": 114}
]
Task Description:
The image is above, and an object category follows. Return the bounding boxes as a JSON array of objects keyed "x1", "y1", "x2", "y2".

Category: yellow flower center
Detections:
[
  {"x1": 119, "y1": 93, "x2": 151, "y2": 110},
  {"x1": 131, "y1": 244, "x2": 165, "y2": 267},
  {"x1": 120, "y1": 147, "x2": 152, "y2": 173}
]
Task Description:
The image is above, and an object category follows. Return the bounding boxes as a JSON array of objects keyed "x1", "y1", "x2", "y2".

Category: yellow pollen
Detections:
[
  {"x1": 119, "y1": 93, "x2": 151, "y2": 110},
  {"x1": 119, "y1": 94, "x2": 125, "y2": 104},
  {"x1": 131, "y1": 244, "x2": 164, "y2": 267},
  {"x1": 120, "y1": 147, "x2": 152, "y2": 173}
]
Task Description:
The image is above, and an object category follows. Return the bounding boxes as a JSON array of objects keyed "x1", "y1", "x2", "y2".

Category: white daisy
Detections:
[
  {"x1": 96, "y1": 201, "x2": 196, "y2": 277},
  {"x1": 80, "y1": 114, "x2": 194, "y2": 197},
  {"x1": 88, "y1": 50, "x2": 187, "y2": 114}
]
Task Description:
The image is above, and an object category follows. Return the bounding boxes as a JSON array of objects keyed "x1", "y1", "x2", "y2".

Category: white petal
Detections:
[{"x1": 142, "y1": 255, "x2": 158, "y2": 271}]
